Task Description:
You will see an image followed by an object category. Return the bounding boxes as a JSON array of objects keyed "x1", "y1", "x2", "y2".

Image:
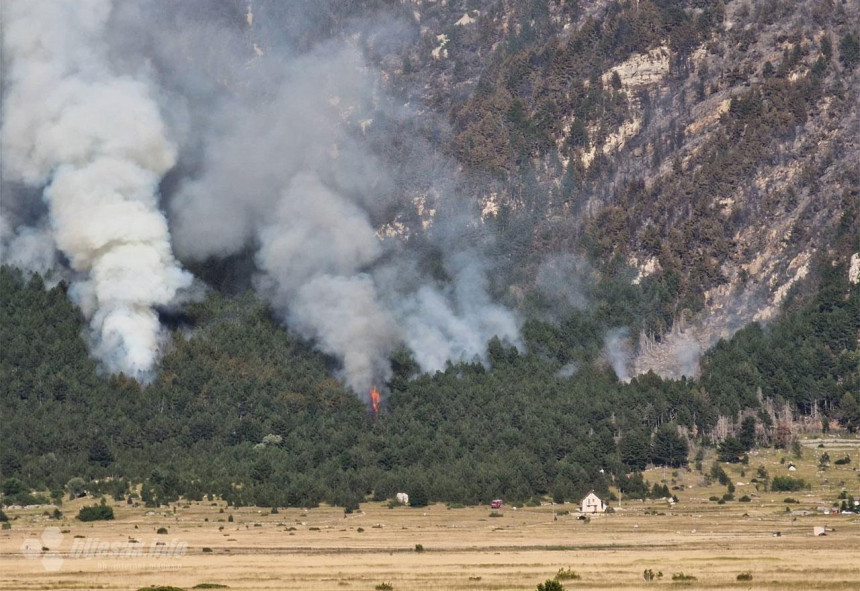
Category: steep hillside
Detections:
[{"x1": 363, "y1": 0, "x2": 860, "y2": 377}]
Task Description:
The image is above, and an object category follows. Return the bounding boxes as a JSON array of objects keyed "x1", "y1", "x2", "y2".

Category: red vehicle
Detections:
[{"x1": 490, "y1": 499, "x2": 503, "y2": 509}]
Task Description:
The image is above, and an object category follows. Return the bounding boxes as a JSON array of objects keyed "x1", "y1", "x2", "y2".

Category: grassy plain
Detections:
[{"x1": 1, "y1": 443, "x2": 858, "y2": 591}]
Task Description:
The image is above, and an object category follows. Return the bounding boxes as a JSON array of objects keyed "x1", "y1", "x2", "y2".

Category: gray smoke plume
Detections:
[
  {"x1": 535, "y1": 253, "x2": 593, "y2": 318},
  {"x1": 1, "y1": 0, "x2": 192, "y2": 376},
  {"x1": 0, "y1": 1, "x2": 521, "y2": 393},
  {"x1": 166, "y1": 29, "x2": 521, "y2": 394},
  {"x1": 0, "y1": 1, "x2": 521, "y2": 394},
  {"x1": 604, "y1": 327, "x2": 633, "y2": 382}
]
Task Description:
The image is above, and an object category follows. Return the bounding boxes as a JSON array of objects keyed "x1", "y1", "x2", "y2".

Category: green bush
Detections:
[
  {"x1": 77, "y1": 502, "x2": 114, "y2": 522},
  {"x1": 771, "y1": 476, "x2": 806, "y2": 492},
  {"x1": 555, "y1": 567, "x2": 581, "y2": 580},
  {"x1": 672, "y1": 573, "x2": 697, "y2": 581},
  {"x1": 536, "y1": 579, "x2": 565, "y2": 591},
  {"x1": 737, "y1": 572, "x2": 753, "y2": 581}
]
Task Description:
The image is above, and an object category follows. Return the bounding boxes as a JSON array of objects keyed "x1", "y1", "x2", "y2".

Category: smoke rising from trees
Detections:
[
  {"x1": 0, "y1": 0, "x2": 520, "y2": 393},
  {"x1": 1, "y1": 0, "x2": 193, "y2": 377}
]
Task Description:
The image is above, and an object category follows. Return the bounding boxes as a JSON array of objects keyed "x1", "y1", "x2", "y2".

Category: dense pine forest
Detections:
[
  {"x1": 1, "y1": 256, "x2": 857, "y2": 508},
  {"x1": 1, "y1": 0, "x2": 859, "y2": 512}
]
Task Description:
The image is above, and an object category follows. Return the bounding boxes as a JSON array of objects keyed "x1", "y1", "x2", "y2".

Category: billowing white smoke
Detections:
[
  {"x1": 400, "y1": 255, "x2": 520, "y2": 372},
  {"x1": 253, "y1": 173, "x2": 400, "y2": 391},
  {"x1": 1, "y1": 0, "x2": 191, "y2": 376},
  {"x1": 1, "y1": 2, "x2": 519, "y2": 392},
  {"x1": 169, "y1": 42, "x2": 520, "y2": 395}
]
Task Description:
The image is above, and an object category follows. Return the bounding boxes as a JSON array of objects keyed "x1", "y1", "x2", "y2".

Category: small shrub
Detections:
[
  {"x1": 835, "y1": 455, "x2": 851, "y2": 466},
  {"x1": 737, "y1": 572, "x2": 753, "y2": 581},
  {"x1": 739, "y1": 495, "x2": 751, "y2": 502},
  {"x1": 536, "y1": 580, "x2": 564, "y2": 591},
  {"x1": 356, "y1": 527, "x2": 364, "y2": 533},
  {"x1": 227, "y1": 514, "x2": 234, "y2": 522},
  {"x1": 672, "y1": 573, "x2": 697, "y2": 581},
  {"x1": 709, "y1": 496, "x2": 720, "y2": 502},
  {"x1": 137, "y1": 587, "x2": 184, "y2": 591},
  {"x1": 156, "y1": 527, "x2": 168, "y2": 534},
  {"x1": 489, "y1": 511, "x2": 503, "y2": 517},
  {"x1": 555, "y1": 567, "x2": 581, "y2": 580},
  {"x1": 1, "y1": 522, "x2": 11, "y2": 530},
  {"x1": 643, "y1": 569, "x2": 663, "y2": 581},
  {"x1": 772, "y1": 476, "x2": 807, "y2": 492},
  {"x1": 193, "y1": 585, "x2": 230, "y2": 589},
  {"x1": 375, "y1": 583, "x2": 393, "y2": 591},
  {"x1": 414, "y1": 544, "x2": 424, "y2": 552},
  {"x1": 0, "y1": 510, "x2": 7, "y2": 522},
  {"x1": 202, "y1": 547, "x2": 213, "y2": 553},
  {"x1": 77, "y1": 502, "x2": 114, "y2": 522}
]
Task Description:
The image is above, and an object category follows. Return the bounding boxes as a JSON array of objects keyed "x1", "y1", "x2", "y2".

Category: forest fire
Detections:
[{"x1": 370, "y1": 386, "x2": 381, "y2": 417}]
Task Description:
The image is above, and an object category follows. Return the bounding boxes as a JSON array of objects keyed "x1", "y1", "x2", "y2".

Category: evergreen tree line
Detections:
[{"x1": 0, "y1": 259, "x2": 857, "y2": 508}]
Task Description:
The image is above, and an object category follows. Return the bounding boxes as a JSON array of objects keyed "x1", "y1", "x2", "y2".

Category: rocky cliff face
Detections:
[{"x1": 358, "y1": 0, "x2": 859, "y2": 378}]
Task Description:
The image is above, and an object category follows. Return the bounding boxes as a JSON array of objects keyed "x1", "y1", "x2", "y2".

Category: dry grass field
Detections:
[{"x1": 1, "y1": 444, "x2": 858, "y2": 591}]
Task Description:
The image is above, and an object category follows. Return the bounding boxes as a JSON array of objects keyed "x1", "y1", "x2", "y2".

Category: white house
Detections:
[{"x1": 580, "y1": 491, "x2": 606, "y2": 514}]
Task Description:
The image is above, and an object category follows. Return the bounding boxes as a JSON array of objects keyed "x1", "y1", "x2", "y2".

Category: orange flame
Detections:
[{"x1": 370, "y1": 386, "x2": 381, "y2": 417}]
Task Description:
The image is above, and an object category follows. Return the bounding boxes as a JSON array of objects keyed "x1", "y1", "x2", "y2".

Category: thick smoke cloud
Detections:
[
  {"x1": 167, "y1": 29, "x2": 520, "y2": 394},
  {"x1": 1, "y1": 0, "x2": 193, "y2": 377},
  {"x1": 1, "y1": 0, "x2": 520, "y2": 393}
]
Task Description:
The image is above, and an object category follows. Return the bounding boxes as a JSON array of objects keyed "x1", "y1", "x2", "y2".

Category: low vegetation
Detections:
[{"x1": 76, "y1": 501, "x2": 114, "y2": 522}]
